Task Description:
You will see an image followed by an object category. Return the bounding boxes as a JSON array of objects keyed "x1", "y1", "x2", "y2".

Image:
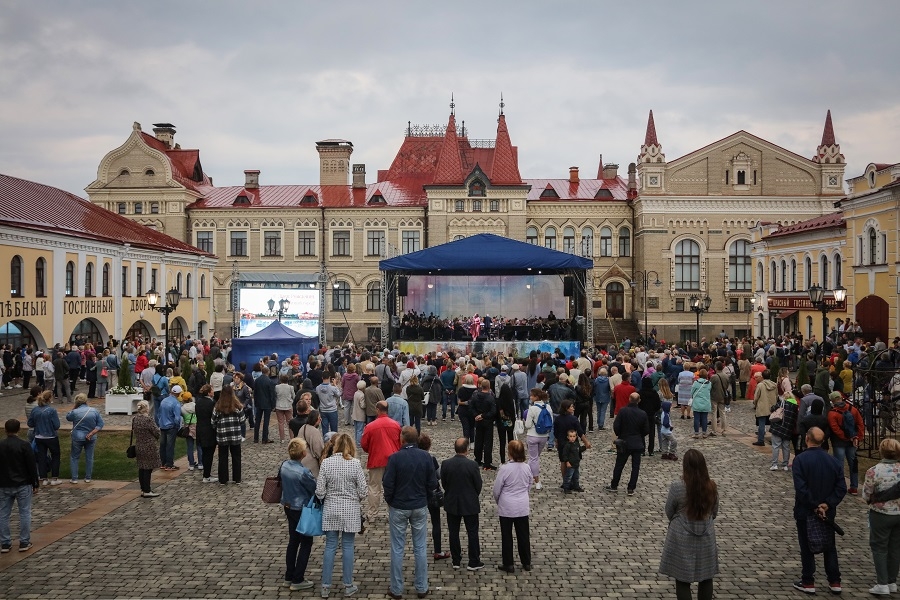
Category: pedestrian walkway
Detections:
[{"x1": 0, "y1": 390, "x2": 880, "y2": 598}]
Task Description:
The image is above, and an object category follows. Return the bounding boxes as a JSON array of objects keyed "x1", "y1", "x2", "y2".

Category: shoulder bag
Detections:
[
  {"x1": 261, "y1": 460, "x2": 286, "y2": 504},
  {"x1": 297, "y1": 496, "x2": 324, "y2": 536},
  {"x1": 126, "y1": 423, "x2": 137, "y2": 458}
]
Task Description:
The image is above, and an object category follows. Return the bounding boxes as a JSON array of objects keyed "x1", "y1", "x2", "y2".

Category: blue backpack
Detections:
[
  {"x1": 535, "y1": 403, "x2": 553, "y2": 434},
  {"x1": 841, "y1": 406, "x2": 857, "y2": 440}
]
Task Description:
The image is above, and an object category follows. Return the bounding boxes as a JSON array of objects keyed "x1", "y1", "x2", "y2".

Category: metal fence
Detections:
[{"x1": 849, "y1": 366, "x2": 900, "y2": 459}]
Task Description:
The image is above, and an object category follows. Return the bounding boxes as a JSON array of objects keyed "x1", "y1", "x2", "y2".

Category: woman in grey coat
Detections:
[{"x1": 659, "y1": 449, "x2": 719, "y2": 600}]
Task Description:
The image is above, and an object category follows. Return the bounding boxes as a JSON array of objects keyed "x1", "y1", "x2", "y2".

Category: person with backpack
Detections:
[
  {"x1": 769, "y1": 389, "x2": 799, "y2": 472},
  {"x1": 523, "y1": 389, "x2": 553, "y2": 490},
  {"x1": 827, "y1": 391, "x2": 864, "y2": 495}
]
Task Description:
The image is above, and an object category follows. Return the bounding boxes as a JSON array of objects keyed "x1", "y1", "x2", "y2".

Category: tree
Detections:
[
  {"x1": 769, "y1": 354, "x2": 780, "y2": 382},
  {"x1": 117, "y1": 355, "x2": 133, "y2": 391}
]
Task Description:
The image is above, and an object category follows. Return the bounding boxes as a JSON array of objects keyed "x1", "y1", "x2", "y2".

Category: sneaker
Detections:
[
  {"x1": 321, "y1": 584, "x2": 330, "y2": 598},
  {"x1": 467, "y1": 561, "x2": 485, "y2": 571},
  {"x1": 534, "y1": 481, "x2": 543, "y2": 490},
  {"x1": 50, "y1": 479, "x2": 62, "y2": 485},
  {"x1": 202, "y1": 477, "x2": 213, "y2": 483},
  {"x1": 752, "y1": 441, "x2": 765, "y2": 446},
  {"x1": 141, "y1": 491, "x2": 160, "y2": 498},
  {"x1": 84, "y1": 479, "x2": 91, "y2": 483},
  {"x1": 0, "y1": 544, "x2": 10, "y2": 553},
  {"x1": 849, "y1": 488, "x2": 858, "y2": 496},
  {"x1": 627, "y1": 489, "x2": 635, "y2": 496},
  {"x1": 792, "y1": 580, "x2": 815, "y2": 594},
  {"x1": 604, "y1": 485, "x2": 618, "y2": 493},
  {"x1": 828, "y1": 581, "x2": 842, "y2": 594},
  {"x1": 770, "y1": 464, "x2": 779, "y2": 471},
  {"x1": 433, "y1": 551, "x2": 451, "y2": 560},
  {"x1": 18, "y1": 542, "x2": 33, "y2": 552},
  {"x1": 783, "y1": 466, "x2": 790, "y2": 471},
  {"x1": 290, "y1": 581, "x2": 314, "y2": 591},
  {"x1": 890, "y1": 583, "x2": 898, "y2": 592},
  {"x1": 452, "y1": 563, "x2": 461, "y2": 570},
  {"x1": 869, "y1": 584, "x2": 890, "y2": 595},
  {"x1": 70, "y1": 479, "x2": 78, "y2": 484},
  {"x1": 41, "y1": 479, "x2": 49, "y2": 486},
  {"x1": 344, "y1": 584, "x2": 359, "y2": 597},
  {"x1": 188, "y1": 465, "x2": 195, "y2": 471}
]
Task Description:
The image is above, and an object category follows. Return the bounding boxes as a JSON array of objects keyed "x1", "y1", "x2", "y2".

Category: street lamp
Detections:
[
  {"x1": 747, "y1": 297, "x2": 756, "y2": 337},
  {"x1": 146, "y1": 287, "x2": 181, "y2": 353},
  {"x1": 689, "y1": 294, "x2": 712, "y2": 345},
  {"x1": 808, "y1": 284, "x2": 846, "y2": 351},
  {"x1": 267, "y1": 297, "x2": 290, "y2": 322},
  {"x1": 629, "y1": 270, "x2": 661, "y2": 344}
]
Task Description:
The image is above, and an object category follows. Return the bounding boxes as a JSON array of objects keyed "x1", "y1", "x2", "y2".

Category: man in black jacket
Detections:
[
  {"x1": 441, "y1": 437, "x2": 483, "y2": 570},
  {"x1": 470, "y1": 379, "x2": 497, "y2": 470},
  {"x1": 605, "y1": 392, "x2": 650, "y2": 496},
  {"x1": 0, "y1": 419, "x2": 39, "y2": 552},
  {"x1": 253, "y1": 366, "x2": 277, "y2": 443}
]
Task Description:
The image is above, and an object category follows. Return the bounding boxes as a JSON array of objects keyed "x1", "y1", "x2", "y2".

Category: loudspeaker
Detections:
[
  {"x1": 398, "y1": 276, "x2": 408, "y2": 297},
  {"x1": 563, "y1": 276, "x2": 574, "y2": 297}
]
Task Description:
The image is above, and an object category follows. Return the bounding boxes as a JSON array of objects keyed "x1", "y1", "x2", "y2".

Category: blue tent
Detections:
[
  {"x1": 379, "y1": 233, "x2": 592, "y2": 275},
  {"x1": 229, "y1": 321, "x2": 319, "y2": 371}
]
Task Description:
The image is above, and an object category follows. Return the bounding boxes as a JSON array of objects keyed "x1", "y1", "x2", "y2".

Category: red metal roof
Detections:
[
  {"x1": 432, "y1": 114, "x2": 465, "y2": 184},
  {"x1": 644, "y1": 109, "x2": 659, "y2": 146},
  {"x1": 763, "y1": 212, "x2": 845, "y2": 239},
  {"x1": 191, "y1": 182, "x2": 425, "y2": 209},
  {"x1": 490, "y1": 114, "x2": 522, "y2": 185},
  {"x1": 524, "y1": 178, "x2": 628, "y2": 201},
  {"x1": 139, "y1": 132, "x2": 212, "y2": 193},
  {"x1": 0, "y1": 174, "x2": 214, "y2": 257}
]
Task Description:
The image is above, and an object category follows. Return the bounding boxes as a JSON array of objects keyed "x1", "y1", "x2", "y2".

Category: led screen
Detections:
[
  {"x1": 402, "y1": 275, "x2": 566, "y2": 319},
  {"x1": 239, "y1": 287, "x2": 319, "y2": 337}
]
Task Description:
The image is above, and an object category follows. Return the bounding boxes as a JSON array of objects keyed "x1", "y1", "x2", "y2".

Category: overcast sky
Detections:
[{"x1": 1, "y1": 1, "x2": 898, "y2": 196}]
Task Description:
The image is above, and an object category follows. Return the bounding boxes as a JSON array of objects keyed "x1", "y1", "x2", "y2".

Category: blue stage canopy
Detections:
[
  {"x1": 379, "y1": 233, "x2": 593, "y2": 275},
  {"x1": 229, "y1": 321, "x2": 319, "y2": 372}
]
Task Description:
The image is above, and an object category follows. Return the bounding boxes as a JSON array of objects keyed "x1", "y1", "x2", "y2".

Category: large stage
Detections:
[{"x1": 397, "y1": 339, "x2": 581, "y2": 358}]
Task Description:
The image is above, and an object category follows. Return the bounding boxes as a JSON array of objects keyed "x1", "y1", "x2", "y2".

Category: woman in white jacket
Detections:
[{"x1": 523, "y1": 388, "x2": 551, "y2": 490}]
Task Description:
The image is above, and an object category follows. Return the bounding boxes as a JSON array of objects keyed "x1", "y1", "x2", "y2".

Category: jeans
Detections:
[
  {"x1": 797, "y1": 516, "x2": 840, "y2": 585},
  {"x1": 832, "y1": 443, "x2": 859, "y2": 488},
  {"x1": 389, "y1": 506, "x2": 428, "y2": 595},
  {"x1": 322, "y1": 530, "x2": 355, "y2": 587},
  {"x1": 354, "y1": 421, "x2": 365, "y2": 447},
  {"x1": 756, "y1": 416, "x2": 767, "y2": 444},
  {"x1": 771, "y1": 435, "x2": 791, "y2": 468},
  {"x1": 70, "y1": 437, "x2": 96, "y2": 480},
  {"x1": 518, "y1": 396, "x2": 530, "y2": 419},
  {"x1": 693, "y1": 411, "x2": 709, "y2": 434},
  {"x1": 284, "y1": 507, "x2": 314, "y2": 584},
  {"x1": 496, "y1": 422, "x2": 514, "y2": 464},
  {"x1": 342, "y1": 399, "x2": 353, "y2": 425},
  {"x1": 320, "y1": 410, "x2": 339, "y2": 437},
  {"x1": 0, "y1": 485, "x2": 33, "y2": 546},
  {"x1": 446, "y1": 513, "x2": 480, "y2": 566},
  {"x1": 55, "y1": 378, "x2": 72, "y2": 403},
  {"x1": 547, "y1": 413, "x2": 559, "y2": 449},
  {"x1": 474, "y1": 420, "x2": 494, "y2": 465},
  {"x1": 499, "y1": 515, "x2": 531, "y2": 567},
  {"x1": 458, "y1": 407, "x2": 474, "y2": 442},
  {"x1": 595, "y1": 400, "x2": 610, "y2": 429},
  {"x1": 563, "y1": 466, "x2": 580, "y2": 490},
  {"x1": 36, "y1": 437, "x2": 60, "y2": 479},
  {"x1": 159, "y1": 428, "x2": 176, "y2": 468},
  {"x1": 526, "y1": 436, "x2": 547, "y2": 479},
  {"x1": 254, "y1": 407, "x2": 272, "y2": 442},
  {"x1": 660, "y1": 432, "x2": 678, "y2": 455},
  {"x1": 425, "y1": 403, "x2": 437, "y2": 422},
  {"x1": 442, "y1": 391, "x2": 457, "y2": 419},
  {"x1": 186, "y1": 437, "x2": 198, "y2": 467},
  {"x1": 217, "y1": 443, "x2": 241, "y2": 483},
  {"x1": 152, "y1": 396, "x2": 162, "y2": 426},
  {"x1": 870, "y1": 510, "x2": 900, "y2": 585},
  {"x1": 610, "y1": 448, "x2": 642, "y2": 491},
  {"x1": 410, "y1": 414, "x2": 421, "y2": 435}
]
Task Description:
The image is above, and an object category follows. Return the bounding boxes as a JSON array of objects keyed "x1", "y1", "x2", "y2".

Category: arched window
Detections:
[
  {"x1": 599, "y1": 227, "x2": 612, "y2": 257},
  {"x1": 674, "y1": 239, "x2": 701, "y2": 290},
  {"x1": 472, "y1": 200, "x2": 482, "y2": 212},
  {"x1": 770, "y1": 261, "x2": 777, "y2": 292},
  {"x1": 10, "y1": 255, "x2": 22, "y2": 297},
  {"x1": 804, "y1": 257, "x2": 812, "y2": 289},
  {"x1": 186, "y1": 273, "x2": 193, "y2": 298},
  {"x1": 544, "y1": 227, "x2": 557, "y2": 250},
  {"x1": 332, "y1": 281, "x2": 351, "y2": 311},
  {"x1": 525, "y1": 226, "x2": 538, "y2": 245},
  {"x1": 728, "y1": 240, "x2": 751, "y2": 291},
  {"x1": 65, "y1": 261, "x2": 75, "y2": 297},
  {"x1": 35, "y1": 258, "x2": 46, "y2": 297},
  {"x1": 790, "y1": 259, "x2": 797, "y2": 291},
  {"x1": 869, "y1": 227, "x2": 877, "y2": 265},
  {"x1": 454, "y1": 200, "x2": 464, "y2": 212},
  {"x1": 366, "y1": 281, "x2": 381, "y2": 311},
  {"x1": 581, "y1": 227, "x2": 593, "y2": 256},
  {"x1": 756, "y1": 263, "x2": 763, "y2": 291},
  {"x1": 84, "y1": 262, "x2": 93, "y2": 296},
  {"x1": 821, "y1": 255, "x2": 829, "y2": 289},
  {"x1": 562, "y1": 227, "x2": 575, "y2": 253},
  {"x1": 618, "y1": 227, "x2": 631, "y2": 257},
  {"x1": 176, "y1": 272, "x2": 183, "y2": 293},
  {"x1": 834, "y1": 255, "x2": 842, "y2": 287},
  {"x1": 468, "y1": 179, "x2": 485, "y2": 197},
  {"x1": 102, "y1": 263, "x2": 110, "y2": 296},
  {"x1": 200, "y1": 274, "x2": 206, "y2": 297},
  {"x1": 780, "y1": 260, "x2": 787, "y2": 292}
]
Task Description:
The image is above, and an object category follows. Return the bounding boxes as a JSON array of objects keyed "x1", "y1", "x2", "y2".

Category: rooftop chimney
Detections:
[
  {"x1": 627, "y1": 163, "x2": 637, "y2": 199},
  {"x1": 352, "y1": 164, "x2": 366, "y2": 189},
  {"x1": 244, "y1": 170, "x2": 260, "y2": 189},
  {"x1": 152, "y1": 123, "x2": 176, "y2": 149},
  {"x1": 569, "y1": 166, "x2": 579, "y2": 184},
  {"x1": 601, "y1": 163, "x2": 619, "y2": 179},
  {"x1": 315, "y1": 139, "x2": 353, "y2": 186}
]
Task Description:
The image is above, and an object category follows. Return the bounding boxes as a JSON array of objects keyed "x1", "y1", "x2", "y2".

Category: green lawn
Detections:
[{"x1": 22, "y1": 431, "x2": 188, "y2": 481}]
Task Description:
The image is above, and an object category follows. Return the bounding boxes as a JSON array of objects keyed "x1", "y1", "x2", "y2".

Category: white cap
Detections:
[{"x1": 171, "y1": 385, "x2": 183, "y2": 394}]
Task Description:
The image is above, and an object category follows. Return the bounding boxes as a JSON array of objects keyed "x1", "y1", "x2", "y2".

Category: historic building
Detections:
[
  {"x1": 0, "y1": 174, "x2": 216, "y2": 350},
  {"x1": 87, "y1": 105, "x2": 846, "y2": 345}
]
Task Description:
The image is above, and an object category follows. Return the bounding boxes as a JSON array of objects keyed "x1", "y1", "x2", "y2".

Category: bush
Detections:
[
  {"x1": 796, "y1": 359, "x2": 809, "y2": 390},
  {"x1": 769, "y1": 355, "x2": 780, "y2": 381}
]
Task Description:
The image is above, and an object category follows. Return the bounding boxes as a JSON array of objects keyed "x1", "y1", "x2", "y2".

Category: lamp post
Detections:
[
  {"x1": 267, "y1": 297, "x2": 290, "y2": 322},
  {"x1": 629, "y1": 270, "x2": 661, "y2": 344},
  {"x1": 146, "y1": 287, "x2": 181, "y2": 354},
  {"x1": 808, "y1": 284, "x2": 846, "y2": 352},
  {"x1": 689, "y1": 294, "x2": 712, "y2": 346},
  {"x1": 747, "y1": 297, "x2": 756, "y2": 338}
]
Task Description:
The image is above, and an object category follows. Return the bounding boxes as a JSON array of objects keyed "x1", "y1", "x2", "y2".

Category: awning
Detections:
[{"x1": 777, "y1": 309, "x2": 798, "y2": 320}]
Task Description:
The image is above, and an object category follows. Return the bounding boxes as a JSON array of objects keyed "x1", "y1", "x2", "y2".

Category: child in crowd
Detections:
[
  {"x1": 560, "y1": 429, "x2": 585, "y2": 493},
  {"x1": 659, "y1": 400, "x2": 678, "y2": 461}
]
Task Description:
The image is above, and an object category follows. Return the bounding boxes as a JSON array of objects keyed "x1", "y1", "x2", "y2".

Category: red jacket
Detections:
[
  {"x1": 613, "y1": 382, "x2": 636, "y2": 416},
  {"x1": 827, "y1": 402, "x2": 864, "y2": 443},
  {"x1": 361, "y1": 414, "x2": 401, "y2": 468}
]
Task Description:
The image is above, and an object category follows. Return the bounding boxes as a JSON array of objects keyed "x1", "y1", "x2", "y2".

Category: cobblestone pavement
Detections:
[{"x1": 0, "y1": 386, "x2": 881, "y2": 598}]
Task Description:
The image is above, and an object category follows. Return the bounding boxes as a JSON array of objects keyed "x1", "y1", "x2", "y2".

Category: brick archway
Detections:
[{"x1": 856, "y1": 295, "x2": 888, "y2": 342}]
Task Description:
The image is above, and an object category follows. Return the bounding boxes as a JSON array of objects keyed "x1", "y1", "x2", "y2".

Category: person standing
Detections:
[
  {"x1": 0, "y1": 419, "x2": 39, "y2": 553},
  {"x1": 455, "y1": 374, "x2": 477, "y2": 445},
  {"x1": 863, "y1": 438, "x2": 900, "y2": 595},
  {"x1": 690, "y1": 370, "x2": 712, "y2": 439},
  {"x1": 212, "y1": 386, "x2": 246, "y2": 484},
  {"x1": 280, "y1": 438, "x2": 318, "y2": 591},
  {"x1": 27, "y1": 391, "x2": 61, "y2": 486},
  {"x1": 52, "y1": 351, "x2": 72, "y2": 404},
  {"x1": 659, "y1": 449, "x2": 719, "y2": 600},
  {"x1": 254, "y1": 366, "x2": 276, "y2": 443},
  {"x1": 827, "y1": 391, "x2": 864, "y2": 496},
  {"x1": 752, "y1": 371, "x2": 778, "y2": 446},
  {"x1": 194, "y1": 384, "x2": 217, "y2": 483},
  {"x1": 360, "y1": 401, "x2": 401, "y2": 525},
  {"x1": 523, "y1": 389, "x2": 551, "y2": 490},
  {"x1": 274, "y1": 374, "x2": 295, "y2": 443},
  {"x1": 709, "y1": 362, "x2": 730, "y2": 436},
  {"x1": 384, "y1": 426, "x2": 436, "y2": 600},
  {"x1": 605, "y1": 392, "x2": 650, "y2": 496},
  {"x1": 351, "y1": 380, "x2": 367, "y2": 447},
  {"x1": 592, "y1": 368, "x2": 612, "y2": 431},
  {"x1": 492, "y1": 440, "x2": 532, "y2": 573},
  {"x1": 441, "y1": 437, "x2": 483, "y2": 570},
  {"x1": 158, "y1": 385, "x2": 183, "y2": 471},
  {"x1": 471, "y1": 379, "x2": 497, "y2": 470},
  {"x1": 316, "y1": 374, "x2": 342, "y2": 436},
  {"x1": 790, "y1": 426, "x2": 846, "y2": 595},
  {"x1": 132, "y1": 400, "x2": 161, "y2": 497},
  {"x1": 66, "y1": 394, "x2": 104, "y2": 483}
]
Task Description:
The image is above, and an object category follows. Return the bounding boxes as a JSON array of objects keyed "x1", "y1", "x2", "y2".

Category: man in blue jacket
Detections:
[
  {"x1": 791, "y1": 426, "x2": 847, "y2": 595},
  {"x1": 158, "y1": 385, "x2": 184, "y2": 471},
  {"x1": 383, "y1": 426, "x2": 437, "y2": 600}
]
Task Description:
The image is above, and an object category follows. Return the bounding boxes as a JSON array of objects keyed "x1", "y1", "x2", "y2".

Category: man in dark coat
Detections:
[
  {"x1": 0, "y1": 419, "x2": 39, "y2": 552},
  {"x1": 253, "y1": 366, "x2": 277, "y2": 443},
  {"x1": 605, "y1": 392, "x2": 650, "y2": 496},
  {"x1": 440, "y1": 437, "x2": 483, "y2": 570},
  {"x1": 470, "y1": 379, "x2": 497, "y2": 470}
]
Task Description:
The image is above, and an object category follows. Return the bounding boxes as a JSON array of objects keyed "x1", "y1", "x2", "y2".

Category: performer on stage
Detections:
[{"x1": 469, "y1": 313, "x2": 482, "y2": 341}]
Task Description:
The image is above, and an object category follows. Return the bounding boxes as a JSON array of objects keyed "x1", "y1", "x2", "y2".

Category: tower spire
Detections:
[
  {"x1": 450, "y1": 93, "x2": 455, "y2": 116},
  {"x1": 499, "y1": 93, "x2": 505, "y2": 118},
  {"x1": 644, "y1": 109, "x2": 659, "y2": 146},
  {"x1": 821, "y1": 109, "x2": 835, "y2": 146}
]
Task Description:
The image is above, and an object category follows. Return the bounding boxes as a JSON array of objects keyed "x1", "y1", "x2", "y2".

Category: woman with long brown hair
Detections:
[
  {"x1": 659, "y1": 448, "x2": 719, "y2": 600},
  {"x1": 211, "y1": 385, "x2": 245, "y2": 484}
]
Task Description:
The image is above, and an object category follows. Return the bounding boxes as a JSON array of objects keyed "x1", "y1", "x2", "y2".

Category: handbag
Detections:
[
  {"x1": 261, "y1": 461, "x2": 286, "y2": 504},
  {"x1": 101, "y1": 367, "x2": 109, "y2": 378},
  {"x1": 125, "y1": 424, "x2": 137, "y2": 459},
  {"x1": 806, "y1": 514, "x2": 834, "y2": 554},
  {"x1": 513, "y1": 418, "x2": 525, "y2": 437},
  {"x1": 769, "y1": 402, "x2": 785, "y2": 425},
  {"x1": 422, "y1": 391, "x2": 430, "y2": 406},
  {"x1": 297, "y1": 496, "x2": 324, "y2": 536},
  {"x1": 427, "y1": 486, "x2": 444, "y2": 509}
]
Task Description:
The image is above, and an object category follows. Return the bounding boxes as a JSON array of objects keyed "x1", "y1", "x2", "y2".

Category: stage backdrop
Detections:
[
  {"x1": 403, "y1": 274, "x2": 566, "y2": 319},
  {"x1": 397, "y1": 339, "x2": 581, "y2": 359}
]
